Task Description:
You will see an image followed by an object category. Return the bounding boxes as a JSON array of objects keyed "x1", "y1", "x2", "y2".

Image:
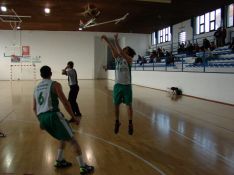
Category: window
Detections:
[
  {"x1": 210, "y1": 11, "x2": 215, "y2": 31},
  {"x1": 205, "y1": 13, "x2": 210, "y2": 32},
  {"x1": 159, "y1": 30, "x2": 163, "y2": 43},
  {"x1": 158, "y1": 26, "x2": 171, "y2": 44},
  {"x1": 227, "y1": 3, "x2": 234, "y2": 27},
  {"x1": 151, "y1": 32, "x2": 156, "y2": 45},
  {"x1": 196, "y1": 8, "x2": 221, "y2": 34},
  {"x1": 179, "y1": 31, "x2": 186, "y2": 44},
  {"x1": 200, "y1": 15, "x2": 205, "y2": 33},
  {"x1": 215, "y1": 9, "x2": 221, "y2": 29}
]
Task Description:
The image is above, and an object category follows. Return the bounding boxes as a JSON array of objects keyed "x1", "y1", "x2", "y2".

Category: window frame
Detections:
[
  {"x1": 178, "y1": 31, "x2": 186, "y2": 44},
  {"x1": 196, "y1": 8, "x2": 221, "y2": 35},
  {"x1": 158, "y1": 27, "x2": 171, "y2": 44},
  {"x1": 227, "y1": 3, "x2": 234, "y2": 28},
  {"x1": 199, "y1": 15, "x2": 205, "y2": 34},
  {"x1": 151, "y1": 32, "x2": 156, "y2": 45},
  {"x1": 209, "y1": 11, "x2": 216, "y2": 31}
]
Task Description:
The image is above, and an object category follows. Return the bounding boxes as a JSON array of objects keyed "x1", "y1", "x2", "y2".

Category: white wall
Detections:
[
  {"x1": 226, "y1": 26, "x2": 234, "y2": 42},
  {"x1": 94, "y1": 36, "x2": 107, "y2": 79},
  {"x1": 107, "y1": 70, "x2": 234, "y2": 105},
  {"x1": 0, "y1": 30, "x2": 95, "y2": 80},
  {"x1": 123, "y1": 33, "x2": 149, "y2": 56},
  {"x1": 172, "y1": 19, "x2": 193, "y2": 51},
  {"x1": 0, "y1": 30, "x2": 149, "y2": 80}
]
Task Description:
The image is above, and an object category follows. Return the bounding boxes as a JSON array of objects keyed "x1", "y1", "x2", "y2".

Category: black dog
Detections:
[{"x1": 170, "y1": 87, "x2": 182, "y2": 95}]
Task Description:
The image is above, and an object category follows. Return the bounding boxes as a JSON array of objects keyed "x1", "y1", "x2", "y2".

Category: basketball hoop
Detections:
[
  {"x1": 0, "y1": 8, "x2": 31, "y2": 30},
  {"x1": 9, "y1": 20, "x2": 21, "y2": 30},
  {"x1": 0, "y1": 9, "x2": 31, "y2": 50}
]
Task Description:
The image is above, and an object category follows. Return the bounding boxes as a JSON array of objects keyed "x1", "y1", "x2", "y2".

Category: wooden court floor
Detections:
[{"x1": 0, "y1": 80, "x2": 234, "y2": 175}]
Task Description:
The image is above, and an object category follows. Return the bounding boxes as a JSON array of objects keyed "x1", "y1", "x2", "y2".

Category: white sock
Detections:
[
  {"x1": 76, "y1": 155, "x2": 85, "y2": 167},
  {"x1": 56, "y1": 149, "x2": 64, "y2": 161}
]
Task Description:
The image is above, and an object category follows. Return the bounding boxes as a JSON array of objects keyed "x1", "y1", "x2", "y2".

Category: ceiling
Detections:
[{"x1": 0, "y1": 0, "x2": 233, "y2": 33}]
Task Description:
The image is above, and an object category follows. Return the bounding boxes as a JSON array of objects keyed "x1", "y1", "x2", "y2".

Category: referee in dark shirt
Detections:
[{"x1": 62, "y1": 61, "x2": 82, "y2": 120}]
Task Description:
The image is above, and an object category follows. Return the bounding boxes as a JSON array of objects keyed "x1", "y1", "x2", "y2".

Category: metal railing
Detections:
[
  {"x1": 131, "y1": 49, "x2": 234, "y2": 73},
  {"x1": 108, "y1": 33, "x2": 234, "y2": 73}
]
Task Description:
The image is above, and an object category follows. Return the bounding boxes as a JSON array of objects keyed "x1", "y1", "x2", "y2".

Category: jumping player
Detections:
[{"x1": 101, "y1": 34, "x2": 136, "y2": 135}]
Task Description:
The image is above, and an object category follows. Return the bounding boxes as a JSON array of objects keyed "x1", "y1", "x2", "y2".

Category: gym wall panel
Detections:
[
  {"x1": 0, "y1": 30, "x2": 149, "y2": 80},
  {"x1": 107, "y1": 70, "x2": 234, "y2": 105}
]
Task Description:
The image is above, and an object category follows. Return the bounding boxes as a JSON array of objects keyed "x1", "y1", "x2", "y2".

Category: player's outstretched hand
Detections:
[{"x1": 101, "y1": 35, "x2": 107, "y2": 41}]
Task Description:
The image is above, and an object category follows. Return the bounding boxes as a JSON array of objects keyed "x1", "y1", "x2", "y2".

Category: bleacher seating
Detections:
[
  {"x1": 132, "y1": 46, "x2": 234, "y2": 73},
  {"x1": 184, "y1": 46, "x2": 234, "y2": 72}
]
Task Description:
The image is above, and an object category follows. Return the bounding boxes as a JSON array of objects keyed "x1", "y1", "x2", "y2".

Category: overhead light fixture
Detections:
[
  {"x1": 17, "y1": 26, "x2": 21, "y2": 30},
  {"x1": 44, "y1": 8, "x2": 50, "y2": 14},
  {"x1": 1, "y1": 6, "x2": 7, "y2": 12},
  {"x1": 79, "y1": 27, "x2": 83, "y2": 31}
]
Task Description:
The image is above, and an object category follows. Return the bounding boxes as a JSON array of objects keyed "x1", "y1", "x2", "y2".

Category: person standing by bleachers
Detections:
[
  {"x1": 214, "y1": 27, "x2": 222, "y2": 47},
  {"x1": 221, "y1": 27, "x2": 226, "y2": 46},
  {"x1": 229, "y1": 37, "x2": 234, "y2": 52},
  {"x1": 202, "y1": 38, "x2": 212, "y2": 64}
]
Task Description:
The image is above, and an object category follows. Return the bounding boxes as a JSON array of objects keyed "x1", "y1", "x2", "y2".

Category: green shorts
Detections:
[
  {"x1": 113, "y1": 84, "x2": 132, "y2": 105},
  {"x1": 38, "y1": 111, "x2": 74, "y2": 140}
]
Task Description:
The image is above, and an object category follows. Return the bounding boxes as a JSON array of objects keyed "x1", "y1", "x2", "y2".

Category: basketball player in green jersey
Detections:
[
  {"x1": 101, "y1": 34, "x2": 136, "y2": 135},
  {"x1": 33, "y1": 66, "x2": 94, "y2": 175}
]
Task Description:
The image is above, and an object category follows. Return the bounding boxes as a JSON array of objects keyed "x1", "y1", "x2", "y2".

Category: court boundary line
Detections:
[
  {"x1": 7, "y1": 113, "x2": 234, "y2": 167},
  {"x1": 97, "y1": 88, "x2": 234, "y2": 167},
  {"x1": 0, "y1": 110, "x2": 14, "y2": 124},
  {"x1": 74, "y1": 130, "x2": 166, "y2": 175},
  {"x1": 101, "y1": 86, "x2": 234, "y2": 129},
  {"x1": 3, "y1": 119, "x2": 166, "y2": 175},
  {"x1": 135, "y1": 109, "x2": 234, "y2": 167}
]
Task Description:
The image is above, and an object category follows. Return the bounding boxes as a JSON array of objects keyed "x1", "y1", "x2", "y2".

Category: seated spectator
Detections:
[
  {"x1": 186, "y1": 41, "x2": 193, "y2": 55},
  {"x1": 229, "y1": 37, "x2": 234, "y2": 52},
  {"x1": 165, "y1": 51, "x2": 170, "y2": 57},
  {"x1": 194, "y1": 57, "x2": 203, "y2": 64},
  {"x1": 149, "y1": 51, "x2": 157, "y2": 63},
  {"x1": 203, "y1": 38, "x2": 211, "y2": 51},
  {"x1": 210, "y1": 42, "x2": 216, "y2": 51},
  {"x1": 140, "y1": 57, "x2": 147, "y2": 65},
  {"x1": 178, "y1": 42, "x2": 185, "y2": 54},
  {"x1": 194, "y1": 43, "x2": 200, "y2": 52},
  {"x1": 162, "y1": 48, "x2": 166, "y2": 55},
  {"x1": 149, "y1": 57, "x2": 154, "y2": 63},
  {"x1": 157, "y1": 48, "x2": 164, "y2": 62},
  {"x1": 166, "y1": 52, "x2": 175, "y2": 65},
  {"x1": 137, "y1": 55, "x2": 142, "y2": 64},
  {"x1": 203, "y1": 38, "x2": 213, "y2": 63}
]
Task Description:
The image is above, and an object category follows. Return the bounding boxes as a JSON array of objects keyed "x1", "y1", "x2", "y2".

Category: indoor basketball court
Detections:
[{"x1": 0, "y1": 1, "x2": 234, "y2": 175}]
